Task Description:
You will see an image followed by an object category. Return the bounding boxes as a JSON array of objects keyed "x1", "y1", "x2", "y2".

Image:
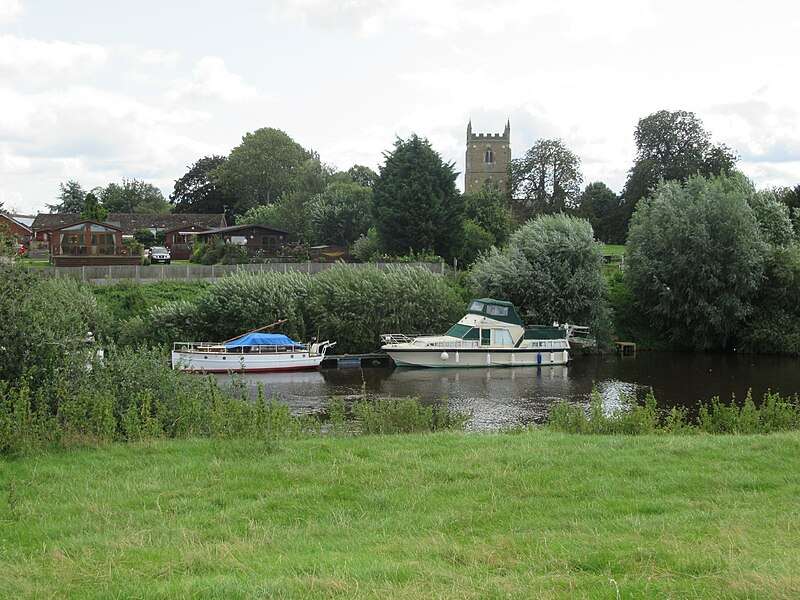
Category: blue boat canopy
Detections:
[{"x1": 224, "y1": 333, "x2": 304, "y2": 347}]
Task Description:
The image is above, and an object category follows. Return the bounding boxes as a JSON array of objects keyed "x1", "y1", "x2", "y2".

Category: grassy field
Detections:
[
  {"x1": 601, "y1": 244, "x2": 626, "y2": 257},
  {"x1": 2, "y1": 432, "x2": 799, "y2": 598}
]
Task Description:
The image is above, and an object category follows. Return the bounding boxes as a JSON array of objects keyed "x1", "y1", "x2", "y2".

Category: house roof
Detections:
[
  {"x1": 47, "y1": 219, "x2": 124, "y2": 232},
  {"x1": 0, "y1": 213, "x2": 34, "y2": 232},
  {"x1": 197, "y1": 224, "x2": 289, "y2": 236},
  {"x1": 32, "y1": 212, "x2": 227, "y2": 233}
]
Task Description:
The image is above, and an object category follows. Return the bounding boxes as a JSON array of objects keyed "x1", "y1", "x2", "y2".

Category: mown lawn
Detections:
[
  {"x1": 601, "y1": 244, "x2": 626, "y2": 257},
  {"x1": 2, "y1": 432, "x2": 799, "y2": 598}
]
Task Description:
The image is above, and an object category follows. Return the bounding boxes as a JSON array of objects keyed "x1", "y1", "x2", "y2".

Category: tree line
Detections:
[{"x1": 30, "y1": 108, "x2": 800, "y2": 355}]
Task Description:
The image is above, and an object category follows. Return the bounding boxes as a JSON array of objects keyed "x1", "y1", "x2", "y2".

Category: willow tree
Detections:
[
  {"x1": 468, "y1": 214, "x2": 609, "y2": 338},
  {"x1": 626, "y1": 174, "x2": 764, "y2": 350}
]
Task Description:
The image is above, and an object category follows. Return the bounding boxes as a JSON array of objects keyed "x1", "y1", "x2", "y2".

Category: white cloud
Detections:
[
  {"x1": 0, "y1": 0, "x2": 21, "y2": 22},
  {"x1": 0, "y1": 35, "x2": 108, "y2": 85},
  {"x1": 131, "y1": 48, "x2": 182, "y2": 68},
  {"x1": 277, "y1": 0, "x2": 656, "y2": 39},
  {"x1": 166, "y1": 56, "x2": 260, "y2": 103}
]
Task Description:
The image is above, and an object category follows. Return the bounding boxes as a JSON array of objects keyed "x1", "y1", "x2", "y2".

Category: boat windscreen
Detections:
[{"x1": 445, "y1": 323, "x2": 473, "y2": 339}]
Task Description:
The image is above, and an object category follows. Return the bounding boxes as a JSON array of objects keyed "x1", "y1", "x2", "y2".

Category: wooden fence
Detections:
[{"x1": 27, "y1": 261, "x2": 446, "y2": 284}]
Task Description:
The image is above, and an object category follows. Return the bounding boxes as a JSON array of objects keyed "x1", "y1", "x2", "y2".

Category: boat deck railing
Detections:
[
  {"x1": 173, "y1": 342, "x2": 308, "y2": 354},
  {"x1": 381, "y1": 334, "x2": 482, "y2": 349}
]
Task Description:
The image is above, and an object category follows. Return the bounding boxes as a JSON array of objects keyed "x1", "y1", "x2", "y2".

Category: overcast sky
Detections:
[{"x1": 1, "y1": 0, "x2": 799, "y2": 215}]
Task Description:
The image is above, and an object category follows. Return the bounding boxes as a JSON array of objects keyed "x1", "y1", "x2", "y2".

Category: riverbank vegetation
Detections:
[
  {"x1": 2, "y1": 341, "x2": 799, "y2": 456},
  {"x1": 3, "y1": 432, "x2": 799, "y2": 598}
]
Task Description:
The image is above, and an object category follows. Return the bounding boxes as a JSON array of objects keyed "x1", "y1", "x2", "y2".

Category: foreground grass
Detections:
[{"x1": 2, "y1": 432, "x2": 799, "y2": 599}]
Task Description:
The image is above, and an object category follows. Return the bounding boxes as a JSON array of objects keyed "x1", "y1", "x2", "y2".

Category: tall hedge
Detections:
[
  {"x1": 192, "y1": 271, "x2": 311, "y2": 342},
  {"x1": 304, "y1": 264, "x2": 463, "y2": 354}
]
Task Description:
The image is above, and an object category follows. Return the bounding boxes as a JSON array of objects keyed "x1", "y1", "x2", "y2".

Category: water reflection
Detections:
[{"x1": 214, "y1": 352, "x2": 800, "y2": 431}]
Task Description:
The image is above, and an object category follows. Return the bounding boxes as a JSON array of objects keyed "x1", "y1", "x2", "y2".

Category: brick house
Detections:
[{"x1": 0, "y1": 213, "x2": 33, "y2": 246}]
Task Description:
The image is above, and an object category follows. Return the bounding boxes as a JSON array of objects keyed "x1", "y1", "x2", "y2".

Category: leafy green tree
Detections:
[
  {"x1": 296, "y1": 153, "x2": 336, "y2": 197},
  {"x1": 462, "y1": 181, "x2": 513, "y2": 247},
  {"x1": 775, "y1": 184, "x2": 800, "y2": 234},
  {"x1": 237, "y1": 191, "x2": 309, "y2": 242},
  {"x1": 620, "y1": 110, "x2": 738, "y2": 233},
  {"x1": 307, "y1": 182, "x2": 373, "y2": 246},
  {"x1": 48, "y1": 180, "x2": 86, "y2": 213},
  {"x1": 509, "y1": 139, "x2": 583, "y2": 216},
  {"x1": 100, "y1": 179, "x2": 171, "y2": 214},
  {"x1": 739, "y1": 244, "x2": 800, "y2": 355},
  {"x1": 577, "y1": 182, "x2": 619, "y2": 243},
  {"x1": 468, "y1": 214, "x2": 609, "y2": 337},
  {"x1": 81, "y1": 192, "x2": 108, "y2": 222},
  {"x1": 170, "y1": 155, "x2": 233, "y2": 216},
  {"x1": 0, "y1": 220, "x2": 16, "y2": 258},
  {"x1": 0, "y1": 265, "x2": 109, "y2": 385},
  {"x1": 211, "y1": 127, "x2": 311, "y2": 214},
  {"x1": 350, "y1": 227, "x2": 380, "y2": 262},
  {"x1": 132, "y1": 228, "x2": 157, "y2": 248},
  {"x1": 747, "y1": 188, "x2": 795, "y2": 247},
  {"x1": 346, "y1": 164, "x2": 378, "y2": 188},
  {"x1": 625, "y1": 174, "x2": 765, "y2": 350},
  {"x1": 373, "y1": 134, "x2": 464, "y2": 261},
  {"x1": 460, "y1": 219, "x2": 495, "y2": 266}
]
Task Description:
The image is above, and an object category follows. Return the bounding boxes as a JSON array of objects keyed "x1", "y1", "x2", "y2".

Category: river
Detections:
[{"x1": 217, "y1": 352, "x2": 800, "y2": 431}]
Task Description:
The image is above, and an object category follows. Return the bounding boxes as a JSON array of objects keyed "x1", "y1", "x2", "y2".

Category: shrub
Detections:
[
  {"x1": 192, "y1": 271, "x2": 311, "y2": 342},
  {"x1": 547, "y1": 387, "x2": 800, "y2": 435},
  {"x1": 303, "y1": 264, "x2": 463, "y2": 354}
]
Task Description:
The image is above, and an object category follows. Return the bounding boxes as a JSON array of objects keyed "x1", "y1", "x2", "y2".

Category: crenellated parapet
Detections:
[{"x1": 465, "y1": 120, "x2": 511, "y2": 193}]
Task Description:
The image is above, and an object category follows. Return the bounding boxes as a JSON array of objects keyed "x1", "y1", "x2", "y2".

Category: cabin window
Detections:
[
  {"x1": 492, "y1": 329, "x2": 513, "y2": 345},
  {"x1": 485, "y1": 304, "x2": 509, "y2": 317},
  {"x1": 480, "y1": 329, "x2": 491, "y2": 346},
  {"x1": 469, "y1": 301, "x2": 485, "y2": 312}
]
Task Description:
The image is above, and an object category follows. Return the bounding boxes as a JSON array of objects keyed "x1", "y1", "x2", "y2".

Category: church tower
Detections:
[{"x1": 465, "y1": 120, "x2": 510, "y2": 194}]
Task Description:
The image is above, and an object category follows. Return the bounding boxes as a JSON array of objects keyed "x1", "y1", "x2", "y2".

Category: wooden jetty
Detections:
[
  {"x1": 615, "y1": 341, "x2": 637, "y2": 355},
  {"x1": 320, "y1": 354, "x2": 392, "y2": 369}
]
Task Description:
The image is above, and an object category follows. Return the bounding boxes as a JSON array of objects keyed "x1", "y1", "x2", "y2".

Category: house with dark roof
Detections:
[
  {"x1": 195, "y1": 224, "x2": 289, "y2": 257},
  {"x1": 162, "y1": 224, "x2": 214, "y2": 260}
]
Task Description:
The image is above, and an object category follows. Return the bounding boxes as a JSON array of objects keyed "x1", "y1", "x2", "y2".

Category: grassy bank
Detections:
[{"x1": 2, "y1": 432, "x2": 799, "y2": 598}]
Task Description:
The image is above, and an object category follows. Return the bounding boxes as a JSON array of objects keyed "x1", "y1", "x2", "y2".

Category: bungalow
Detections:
[
  {"x1": 45, "y1": 219, "x2": 140, "y2": 266},
  {"x1": 195, "y1": 224, "x2": 289, "y2": 257},
  {"x1": 162, "y1": 224, "x2": 212, "y2": 260}
]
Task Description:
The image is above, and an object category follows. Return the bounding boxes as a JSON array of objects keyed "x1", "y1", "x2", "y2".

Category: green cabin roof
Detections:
[{"x1": 465, "y1": 298, "x2": 525, "y2": 326}]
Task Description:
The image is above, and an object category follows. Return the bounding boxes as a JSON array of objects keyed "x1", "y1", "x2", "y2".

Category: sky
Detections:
[{"x1": 1, "y1": 0, "x2": 799, "y2": 215}]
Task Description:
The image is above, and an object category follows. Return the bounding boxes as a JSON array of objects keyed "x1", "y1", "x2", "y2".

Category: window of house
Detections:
[{"x1": 262, "y1": 235, "x2": 278, "y2": 254}]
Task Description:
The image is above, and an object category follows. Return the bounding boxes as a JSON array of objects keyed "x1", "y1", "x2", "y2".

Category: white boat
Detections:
[
  {"x1": 381, "y1": 298, "x2": 575, "y2": 368},
  {"x1": 171, "y1": 331, "x2": 335, "y2": 373}
]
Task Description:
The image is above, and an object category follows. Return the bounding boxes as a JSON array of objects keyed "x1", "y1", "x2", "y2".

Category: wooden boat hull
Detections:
[{"x1": 171, "y1": 350, "x2": 325, "y2": 373}]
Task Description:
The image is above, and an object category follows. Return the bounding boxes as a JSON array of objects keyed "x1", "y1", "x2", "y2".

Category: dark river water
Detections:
[{"x1": 216, "y1": 352, "x2": 800, "y2": 431}]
